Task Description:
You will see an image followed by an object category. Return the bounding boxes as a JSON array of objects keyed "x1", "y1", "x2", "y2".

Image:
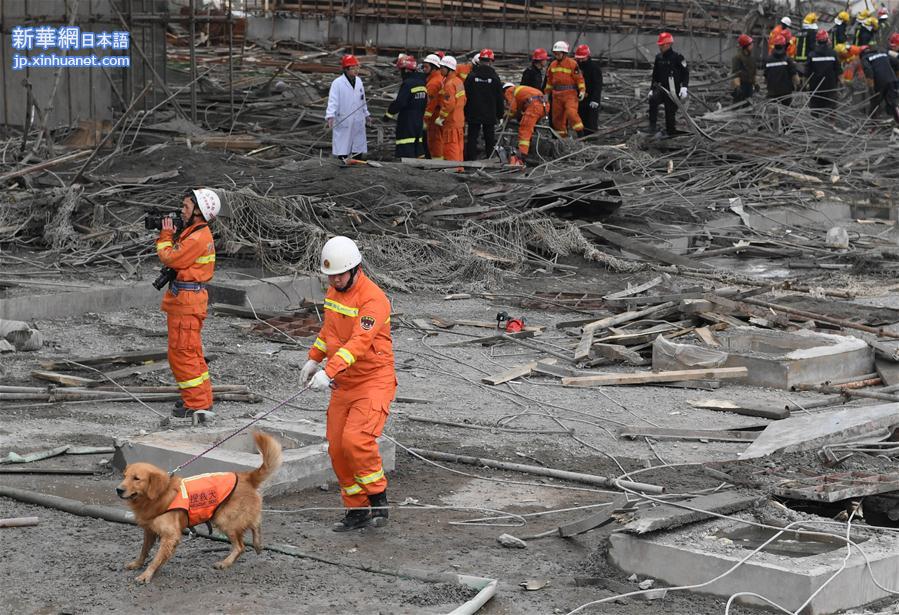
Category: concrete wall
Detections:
[
  {"x1": 247, "y1": 15, "x2": 734, "y2": 63},
  {"x1": 0, "y1": 0, "x2": 167, "y2": 135}
]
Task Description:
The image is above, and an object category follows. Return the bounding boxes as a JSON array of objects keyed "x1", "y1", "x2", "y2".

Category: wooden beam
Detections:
[
  {"x1": 30, "y1": 370, "x2": 96, "y2": 387},
  {"x1": 582, "y1": 301, "x2": 677, "y2": 334},
  {"x1": 574, "y1": 328, "x2": 594, "y2": 361},
  {"x1": 562, "y1": 367, "x2": 748, "y2": 387},
  {"x1": 695, "y1": 326, "x2": 720, "y2": 347},
  {"x1": 687, "y1": 399, "x2": 790, "y2": 420},
  {"x1": 39, "y1": 349, "x2": 168, "y2": 369},
  {"x1": 582, "y1": 223, "x2": 709, "y2": 269}
]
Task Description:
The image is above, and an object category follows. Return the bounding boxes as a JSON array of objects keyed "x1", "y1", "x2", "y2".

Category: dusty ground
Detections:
[{"x1": 4, "y1": 253, "x2": 899, "y2": 613}]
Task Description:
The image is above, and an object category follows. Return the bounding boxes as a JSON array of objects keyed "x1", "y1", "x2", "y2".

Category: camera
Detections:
[
  {"x1": 145, "y1": 208, "x2": 184, "y2": 232},
  {"x1": 152, "y1": 267, "x2": 177, "y2": 291}
]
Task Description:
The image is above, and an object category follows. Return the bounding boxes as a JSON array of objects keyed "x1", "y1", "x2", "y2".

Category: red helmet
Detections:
[
  {"x1": 435, "y1": 50, "x2": 446, "y2": 59},
  {"x1": 531, "y1": 47, "x2": 549, "y2": 61},
  {"x1": 737, "y1": 34, "x2": 752, "y2": 48},
  {"x1": 890, "y1": 32, "x2": 899, "y2": 47},
  {"x1": 772, "y1": 34, "x2": 786, "y2": 46},
  {"x1": 574, "y1": 44, "x2": 590, "y2": 59},
  {"x1": 479, "y1": 48, "x2": 495, "y2": 61},
  {"x1": 815, "y1": 29, "x2": 829, "y2": 42},
  {"x1": 341, "y1": 54, "x2": 359, "y2": 69},
  {"x1": 657, "y1": 32, "x2": 674, "y2": 46},
  {"x1": 396, "y1": 55, "x2": 417, "y2": 70}
]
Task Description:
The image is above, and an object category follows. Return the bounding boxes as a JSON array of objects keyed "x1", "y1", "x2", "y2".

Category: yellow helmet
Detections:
[
  {"x1": 858, "y1": 9, "x2": 870, "y2": 20},
  {"x1": 834, "y1": 43, "x2": 848, "y2": 55},
  {"x1": 803, "y1": 12, "x2": 818, "y2": 24},
  {"x1": 837, "y1": 11, "x2": 850, "y2": 23},
  {"x1": 865, "y1": 16, "x2": 879, "y2": 29}
]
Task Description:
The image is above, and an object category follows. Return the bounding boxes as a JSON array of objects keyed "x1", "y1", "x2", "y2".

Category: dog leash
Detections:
[{"x1": 168, "y1": 383, "x2": 314, "y2": 476}]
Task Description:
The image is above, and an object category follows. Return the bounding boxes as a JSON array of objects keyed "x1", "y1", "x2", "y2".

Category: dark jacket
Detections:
[
  {"x1": 521, "y1": 64, "x2": 545, "y2": 90},
  {"x1": 577, "y1": 58, "x2": 603, "y2": 104},
  {"x1": 731, "y1": 49, "x2": 757, "y2": 85},
  {"x1": 651, "y1": 48, "x2": 689, "y2": 93},
  {"x1": 861, "y1": 48, "x2": 899, "y2": 89},
  {"x1": 855, "y1": 26, "x2": 876, "y2": 47},
  {"x1": 764, "y1": 51, "x2": 798, "y2": 97},
  {"x1": 806, "y1": 44, "x2": 841, "y2": 93},
  {"x1": 793, "y1": 28, "x2": 815, "y2": 62},
  {"x1": 830, "y1": 22, "x2": 848, "y2": 46},
  {"x1": 386, "y1": 71, "x2": 427, "y2": 140},
  {"x1": 464, "y1": 63, "x2": 504, "y2": 124}
]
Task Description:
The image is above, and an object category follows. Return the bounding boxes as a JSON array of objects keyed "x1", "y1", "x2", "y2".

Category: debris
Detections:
[
  {"x1": 498, "y1": 534, "x2": 527, "y2": 549},
  {"x1": 481, "y1": 358, "x2": 557, "y2": 386},
  {"x1": 0, "y1": 517, "x2": 40, "y2": 528},
  {"x1": 519, "y1": 579, "x2": 548, "y2": 591},
  {"x1": 618, "y1": 426, "x2": 761, "y2": 443},
  {"x1": 558, "y1": 496, "x2": 633, "y2": 538},
  {"x1": 562, "y1": 367, "x2": 747, "y2": 387},
  {"x1": 0, "y1": 320, "x2": 44, "y2": 352},
  {"x1": 825, "y1": 226, "x2": 850, "y2": 249},
  {"x1": 651, "y1": 335, "x2": 727, "y2": 370},
  {"x1": 686, "y1": 399, "x2": 790, "y2": 420},
  {"x1": 618, "y1": 492, "x2": 763, "y2": 534},
  {"x1": 637, "y1": 579, "x2": 655, "y2": 590}
]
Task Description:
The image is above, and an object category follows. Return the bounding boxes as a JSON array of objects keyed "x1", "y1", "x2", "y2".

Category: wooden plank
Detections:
[
  {"x1": 582, "y1": 301, "x2": 677, "y2": 334},
  {"x1": 574, "y1": 328, "x2": 594, "y2": 361},
  {"x1": 209, "y1": 303, "x2": 283, "y2": 320},
  {"x1": 604, "y1": 289, "x2": 707, "y2": 308},
  {"x1": 602, "y1": 276, "x2": 663, "y2": 300},
  {"x1": 697, "y1": 312, "x2": 747, "y2": 328},
  {"x1": 533, "y1": 361, "x2": 583, "y2": 378},
  {"x1": 875, "y1": 358, "x2": 899, "y2": 387},
  {"x1": 87, "y1": 360, "x2": 171, "y2": 386},
  {"x1": 39, "y1": 348, "x2": 168, "y2": 370},
  {"x1": 401, "y1": 157, "x2": 502, "y2": 169},
  {"x1": 618, "y1": 426, "x2": 761, "y2": 443},
  {"x1": 620, "y1": 492, "x2": 762, "y2": 534},
  {"x1": 558, "y1": 496, "x2": 632, "y2": 538},
  {"x1": 442, "y1": 330, "x2": 535, "y2": 347},
  {"x1": 30, "y1": 370, "x2": 96, "y2": 387},
  {"x1": 695, "y1": 326, "x2": 720, "y2": 347},
  {"x1": 590, "y1": 343, "x2": 645, "y2": 365},
  {"x1": 582, "y1": 223, "x2": 709, "y2": 269},
  {"x1": 687, "y1": 399, "x2": 790, "y2": 420},
  {"x1": 481, "y1": 361, "x2": 538, "y2": 386},
  {"x1": 562, "y1": 367, "x2": 748, "y2": 387},
  {"x1": 445, "y1": 318, "x2": 544, "y2": 333}
]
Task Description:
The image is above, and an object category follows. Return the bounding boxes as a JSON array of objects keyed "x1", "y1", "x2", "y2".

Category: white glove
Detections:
[
  {"x1": 435, "y1": 116, "x2": 445, "y2": 127},
  {"x1": 678, "y1": 87, "x2": 688, "y2": 99},
  {"x1": 589, "y1": 101, "x2": 599, "y2": 109},
  {"x1": 578, "y1": 91, "x2": 586, "y2": 101},
  {"x1": 299, "y1": 359, "x2": 320, "y2": 386},
  {"x1": 310, "y1": 370, "x2": 332, "y2": 391}
]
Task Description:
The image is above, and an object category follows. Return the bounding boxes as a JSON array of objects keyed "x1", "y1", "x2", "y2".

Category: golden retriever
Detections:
[{"x1": 116, "y1": 431, "x2": 282, "y2": 583}]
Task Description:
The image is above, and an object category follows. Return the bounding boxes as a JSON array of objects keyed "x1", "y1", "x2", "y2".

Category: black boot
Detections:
[
  {"x1": 369, "y1": 490, "x2": 388, "y2": 528},
  {"x1": 333, "y1": 508, "x2": 370, "y2": 532}
]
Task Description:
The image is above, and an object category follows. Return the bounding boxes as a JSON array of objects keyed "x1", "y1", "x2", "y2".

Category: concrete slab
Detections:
[
  {"x1": 740, "y1": 403, "x2": 899, "y2": 459},
  {"x1": 208, "y1": 274, "x2": 323, "y2": 310},
  {"x1": 718, "y1": 328, "x2": 873, "y2": 390},
  {"x1": 609, "y1": 516, "x2": 899, "y2": 615},
  {"x1": 112, "y1": 420, "x2": 396, "y2": 497},
  {"x1": 0, "y1": 275, "x2": 322, "y2": 321}
]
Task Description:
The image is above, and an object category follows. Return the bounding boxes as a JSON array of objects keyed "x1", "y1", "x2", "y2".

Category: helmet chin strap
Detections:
[{"x1": 335, "y1": 265, "x2": 360, "y2": 292}]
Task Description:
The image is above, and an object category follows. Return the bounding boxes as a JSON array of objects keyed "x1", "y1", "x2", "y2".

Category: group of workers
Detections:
[
  {"x1": 732, "y1": 9, "x2": 899, "y2": 124},
  {"x1": 155, "y1": 190, "x2": 395, "y2": 532},
  {"x1": 325, "y1": 43, "x2": 604, "y2": 165}
]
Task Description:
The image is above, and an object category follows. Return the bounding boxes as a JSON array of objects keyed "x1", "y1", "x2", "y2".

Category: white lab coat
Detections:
[{"x1": 326, "y1": 74, "x2": 370, "y2": 156}]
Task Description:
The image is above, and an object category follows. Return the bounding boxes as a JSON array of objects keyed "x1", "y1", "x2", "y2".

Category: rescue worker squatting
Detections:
[
  {"x1": 155, "y1": 189, "x2": 220, "y2": 420},
  {"x1": 299, "y1": 236, "x2": 397, "y2": 532}
]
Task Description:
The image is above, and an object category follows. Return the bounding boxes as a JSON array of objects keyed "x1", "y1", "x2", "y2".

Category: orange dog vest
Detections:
[{"x1": 167, "y1": 472, "x2": 238, "y2": 527}]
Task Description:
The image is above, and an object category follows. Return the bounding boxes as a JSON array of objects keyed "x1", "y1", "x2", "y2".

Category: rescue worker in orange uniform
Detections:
[
  {"x1": 299, "y1": 236, "x2": 396, "y2": 532},
  {"x1": 155, "y1": 189, "x2": 219, "y2": 421},
  {"x1": 544, "y1": 40, "x2": 585, "y2": 137},
  {"x1": 434, "y1": 55, "x2": 466, "y2": 162},
  {"x1": 502, "y1": 82, "x2": 548, "y2": 163},
  {"x1": 768, "y1": 16, "x2": 793, "y2": 55},
  {"x1": 422, "y1": 54, "x2": 445, "y2": 159}
]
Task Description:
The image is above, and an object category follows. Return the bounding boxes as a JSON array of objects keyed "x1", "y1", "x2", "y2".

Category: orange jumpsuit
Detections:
[
  {"x1": 505, "y1": 85, "x2": 548, "y2": 155},
  {"x1": 156, "y1": 221, "x2": 215, "y2": 411},
  {"x1": 438, "y1": 72, "x2": 467, "y2": 162},
  {"x1": 308, "y1": 270, "x2": 396, "y2": 508},
  {"x1": 768, "y1": 25, "x2": 793, "y2": 54},
  {"x1": 167, "y1": 472, "x2": 237, "y2": 528},
  {"x1": 456, "y1": 63, "x2": 473, "y2": 81},
  {"x1": 545, "y1": 56, "x2": 585, "y2": 136},
  {"x1": 424, "y1": 70, "x2": 445, "y2": 159}
]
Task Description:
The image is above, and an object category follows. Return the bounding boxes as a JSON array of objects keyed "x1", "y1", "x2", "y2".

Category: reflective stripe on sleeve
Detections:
[
  {"x1": 194, "y1": 254, "x2": 216, "y2": 264},
  {"x1": 342, "y1": 483, "x2": 363, "y2": 495},
  {"x1": 335, "y1": 347, "x2": 356, "y2": 366},
  {"x1": 551, "y1": 66, "x2": 573, "y2": 74},
  {"x1": 156, "y1": 241, "x2": 173, "y2": 251},
  {"x1": 324, "y1": 299, "x2": 359, "y2": 317},
  {"x1": 313, "y1": 337, "x2": 327, "y2": 353},
  {"x1": 396, "y1": 137, "x2": 418, "y2": 144},
  {"x1": 410, "y1": 86, "x2": 427, "y2": 93},
  {"x1": 455, "y1": 90, "x2": 465, "y2": 98}
]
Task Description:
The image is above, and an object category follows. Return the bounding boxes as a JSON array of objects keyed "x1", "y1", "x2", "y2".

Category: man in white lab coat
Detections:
[{"x1": 326, "y1": 55, "x2": 371, "y2": 159}]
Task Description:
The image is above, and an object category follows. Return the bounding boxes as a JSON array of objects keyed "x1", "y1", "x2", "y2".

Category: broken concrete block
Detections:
[
  {"x1": 497, "y1": 533, "x2": 527, "y2": 549},
  {"x1": 0, "y1": 339, "x2": 14, "y2": 353},
  {"x1": 825, "y1": 226, "x2": 849, "y2": 249},
  {"x1": 652, "y1": 335, "x2": 727, "y2": 370},
  {"x1": 638, "y1": 579, "x2": 655, "y2": 590},
  {"x1": 0, "y1": 319, "x2": 43, "y2": 351}
]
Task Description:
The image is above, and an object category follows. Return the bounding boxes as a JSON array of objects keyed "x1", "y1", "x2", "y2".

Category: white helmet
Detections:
[
  {"x1": 471, "y1": 52, "x2": 480, "y2": 65},
  {"x1": 552, "y1": 40, "x2": 569, "y2": 53},
  {"x1": 424, "y1": 53, "x2": 442, "y2": 67},
  {"x1": 192, "y1": 188, "x2": 221, "y2": 221},
  {"x1": 503, "y1": 82, "x2": 515, "y2": 90},
  {"x1": 440, "y1": 55, "x2": 457, "y2": 71},
  {"x1": 780, "y1": 16, "x2": 792, "y2": 27},
  {"x1": 321, "y1": 236, "x2": 362, "y2": 275}
]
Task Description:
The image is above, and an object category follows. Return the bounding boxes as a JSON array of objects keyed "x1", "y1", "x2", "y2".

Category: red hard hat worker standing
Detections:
[
  {"x1": 326, "y1": 55, "x2": 371, "y2": 160},
  {"x1": 522, "y1": 48, "x2": 549, "y2": 89},
  {"x1": 300, "y1": 236, "x2": 397, "y2": 532},
  {"x1": 647, "y1": 31, "x2": 689, "y2": 135}
]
